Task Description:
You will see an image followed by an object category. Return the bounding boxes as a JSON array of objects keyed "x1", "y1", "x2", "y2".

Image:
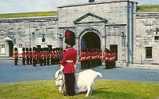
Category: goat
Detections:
[{"x1": 54, "y1": 69, "x2": 103, "y2": 96}]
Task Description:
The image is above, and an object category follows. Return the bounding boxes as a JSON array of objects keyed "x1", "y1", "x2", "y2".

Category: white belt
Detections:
[{"x1": 65, "y1": 60, "x2": 73, "y2": 63}]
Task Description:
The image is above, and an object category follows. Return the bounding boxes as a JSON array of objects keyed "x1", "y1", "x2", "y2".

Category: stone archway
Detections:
[
  {"x1": 80, "y1": 32, "x2": 101, "y2": 50},
  {"x1": 4, "y1": 37, "x2": 14, "y2": 57},
  {"x1": 79, "y1": 30, "x2": 102, "y2": 69}
]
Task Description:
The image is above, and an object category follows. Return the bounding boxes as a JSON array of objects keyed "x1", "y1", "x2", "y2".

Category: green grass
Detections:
[
  {"x1": 137, "y1": 5, "x2": 159, "y2": 12},
  {"x1": 0, "y1": 11, "x2": 57, "y2": 18},
  {"x1": 0, "y1": 80, "x2": 159, "y2": 99}
]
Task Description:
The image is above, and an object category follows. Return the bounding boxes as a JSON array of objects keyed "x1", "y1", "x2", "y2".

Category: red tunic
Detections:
[
  {"x1": 60, "y1": 47, "x2": 77, "y2": 74},
  {"x1": 22, "y1": 52, "x2": 25, "y2": 58},
  {"x1": 32, "y1": 51, "x2": 37, "y2": 59},
  {"x1": 14, "y1": 51, "x2": 18, "y2": 58},
  {"x1": 51, "y1": 51, "x2": 55, "y2": 58}
]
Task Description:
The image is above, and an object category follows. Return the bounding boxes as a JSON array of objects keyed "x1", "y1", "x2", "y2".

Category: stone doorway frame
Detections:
[
  {"x1": 3, "y1": 37, "x2": 14, "y2": 57},
  {"x1": 78, "y1": 28, "x2": 102, "y2": 54}
]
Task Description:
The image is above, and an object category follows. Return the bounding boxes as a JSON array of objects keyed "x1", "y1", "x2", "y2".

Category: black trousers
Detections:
[
  {"x1": 14, "y1": 58, "x2": 18, "y2": 65},
  {"x1": 64, "y1": 73, "x2": 75, "y2": 96},
  {"x1": 26, "y1": 57, "x2": 29, "y2": 65},
  {"x1": 32, "y1": 59, "x2": 37, "y2": 66},
  {"x1": 22, "y1": 58, "x2": 25, "y2": 65},
  {"x1": 29, "y1": 58, "x2": 32, "y2": 65}
]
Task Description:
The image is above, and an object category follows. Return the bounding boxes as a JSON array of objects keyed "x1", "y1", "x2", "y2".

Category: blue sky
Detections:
[{"x1": 0, "y1": 0, "x2": 158, "y2": 14}]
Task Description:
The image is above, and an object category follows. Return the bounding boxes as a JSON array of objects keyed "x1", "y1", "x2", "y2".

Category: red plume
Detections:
[
  {"x1": 64, "y1": 30, "x2": 75, "y2": 46},
  {"x1": 65, "y1": 30, "x2": 72, "y2": 40}
]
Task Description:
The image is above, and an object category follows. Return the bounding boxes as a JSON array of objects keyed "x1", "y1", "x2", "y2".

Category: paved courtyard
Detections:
[{"x1": 0, "y1": 59, "x2": 159, "y2": 83}]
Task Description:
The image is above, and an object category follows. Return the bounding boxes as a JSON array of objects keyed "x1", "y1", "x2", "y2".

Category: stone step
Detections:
[{"x1": 0, "y1": 56, "x2": 13, "y2": 60}]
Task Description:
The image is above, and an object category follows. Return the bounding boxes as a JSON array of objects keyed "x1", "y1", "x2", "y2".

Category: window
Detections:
[
  {"x1": 154, "y1": 36, "x2": 159, "y2": 40},
  {"x1": 145, "y1": 47, "x2": 152, "y2": 58},
  {"x1": 0, "y1": 44, "x2": 5, "y2": 54},
  {"x1": 19, "y1": 44, "x2": 22, "y2": 48},
  {"x1": 0, "y1": 44, "x2": 5, "y2": 48}
]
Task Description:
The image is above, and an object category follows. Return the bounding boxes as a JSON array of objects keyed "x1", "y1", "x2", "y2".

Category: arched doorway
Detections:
[
  {"x1": 3, "y1": 37, "x2": 14, "y2": 57},
  {"x1": 80, "y1": 32, "x2": 101, "y2": 69},
  {"x1": 81, "y1": 32, "x2": 101, "y2": 50}
]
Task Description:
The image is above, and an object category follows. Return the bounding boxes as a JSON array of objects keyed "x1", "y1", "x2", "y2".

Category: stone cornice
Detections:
[
  {"x1": 136, "y1": 12, "x2": 159, "y2": 18},
  {"x1": 58, "y1": 0, "x2": 137, "y2": 8}
]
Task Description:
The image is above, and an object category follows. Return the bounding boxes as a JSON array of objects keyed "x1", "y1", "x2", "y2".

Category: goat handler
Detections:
[{"x1": 60, "y1": 30, "x2": 77, "y2": 96}]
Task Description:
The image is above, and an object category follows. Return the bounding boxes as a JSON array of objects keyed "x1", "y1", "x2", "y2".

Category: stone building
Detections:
[
  {"x1": 135, "y1": 12, "x2": 159, "y2": 64},
  {"x1": 0, "y1": 0, "x2": 159, "y2": 66},
  {"x1": 58, "y1": 0, "x2": 137, "y2": 66},
  {"x1": 0, "y1": 16, "x2": 58, "y2": 57}
]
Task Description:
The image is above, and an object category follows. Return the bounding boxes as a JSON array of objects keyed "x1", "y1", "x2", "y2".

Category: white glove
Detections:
[{"x1": 59, "y1": 65, "x2": 64, "y2": 71}]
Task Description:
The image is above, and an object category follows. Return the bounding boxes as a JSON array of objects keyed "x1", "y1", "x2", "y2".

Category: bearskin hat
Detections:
[
  {"x1": 14, "y1": 47, "x2": 18, "y2": 51},
  {"x1": 22, "y1": 48, "x2": 25, "y2": 51},
  {"x1": 64, "y1": 30, "x2": 75, "y2": 46}
]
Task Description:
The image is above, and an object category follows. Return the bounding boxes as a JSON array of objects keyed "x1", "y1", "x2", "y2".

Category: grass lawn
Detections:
[
  {"x1": 0, "y1": 80, "x2": 159, "y2": 99},
  {"x1": 0, "y1": 11, "x2": 57, "y2": 18},
  {"x1": 137, "y1": 5, "x2": 159, "y2": 12}
]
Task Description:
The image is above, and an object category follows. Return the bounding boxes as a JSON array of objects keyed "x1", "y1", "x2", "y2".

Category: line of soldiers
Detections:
[
  {"x1": 103, "y1": 48, "x2": 117, "y2": 69},
  {"x1": 13, "y1": 47, "x2": 63, "y2": 66},
  {"x1": 14, "y1": 48, "x2": 18, "y2": 65},
  {"x1": 80, "y1": 48, "x2": 117, "y2": 69},
  {"x1": 80, "y1": 49, "x2": 102, "y2": 69},
  {"x1": 14, "y1": 47, "x2": 117, "y2": 69}
]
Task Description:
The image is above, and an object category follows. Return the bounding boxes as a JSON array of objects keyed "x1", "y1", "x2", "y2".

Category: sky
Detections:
[{"x1": 0, "y1": 0, "x2": 158, "y2": 14}]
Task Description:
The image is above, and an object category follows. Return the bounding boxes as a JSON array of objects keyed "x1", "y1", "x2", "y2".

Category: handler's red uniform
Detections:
[{"x1": 60, "y1": 47, "x2": 77, "y2": 74}]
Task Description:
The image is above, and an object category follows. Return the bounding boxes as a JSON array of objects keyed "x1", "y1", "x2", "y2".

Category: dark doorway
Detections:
[
  {"x1": 145, "y1": 47, "x2": 152, "y2": 58},
  {"x1": 37, "y1": 45, "x2": 41, "y2": 48},
  {"x1": 110, "y1": 45, "x2": 118, "y2": 60},
  {"x1": 36, "y1": 45, "x2": 41, "y2": 51},
  {"x1": 80, "y1": 32, "x2": 101, "y2": 69},
  {"x1": 7, "y1": 41, "x2": 13, "y2": 57},
  {"x1": 81, "y1": 32, "x2": 100, "y2": 50}
]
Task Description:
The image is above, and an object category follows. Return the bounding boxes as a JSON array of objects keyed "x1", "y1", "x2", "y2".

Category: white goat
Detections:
[{"x1": 54, "y1": 69, "x2": 103, "y2": 96}]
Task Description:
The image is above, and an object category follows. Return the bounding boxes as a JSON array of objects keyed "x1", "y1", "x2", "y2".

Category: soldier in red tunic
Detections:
[
  {"x1": 80, "y1": 50, "x2": 84, "y2": 69},
  {"x1": 109, "y1": 52, "x2": 117, "y2": 68},
  {"x1": 60, "y1": 30, "x2": 77, "y2": 96},
  {"x1": 104, "y1": 48, "x2": 111, "y2": 69},
  {"x1": 14, "y1": 47, "x2": 18, "y2": 65},
  {"x1": 43, "y1": 48, "x2": 47, "y2": 66},
  {"x1": 32, "y1": 47, "x2": 37, "y2": 66},
  {"x1": 47, "y1": 47, "x2": 51, "y2": 66},
  {"x1": 51, "y1": 49, "x2": 55, "y2": 65},
  {"x1": 36, "y1": 46, "x2": 41, "y2": 64},
  {"x1": 29, "y1": 48, "x2": 32, "y2": 65},
  {"x1": 39, "y1": 48, "x2": 44, "y2": 66},
  {"x1": 85, "y1": 49, "x2": 90, "y2": 69},
  {"x1": 26, "y1": 48, "x2": 29, "y2": 65},
  {"x1": 22, "y1": 48, "x2": 26, "y2": 65}
]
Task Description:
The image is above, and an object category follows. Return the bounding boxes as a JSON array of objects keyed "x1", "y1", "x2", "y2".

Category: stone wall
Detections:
[
  {"x1": 0, "y1": 16, "x2": 58, "y2": 56},
  {"x1": 135, "y1": 12, "x2": 159, "y2": 64},
  {"x1": 58, "y1": 0, "x2": 136, "y2": 65},
  {"x1": 58, "y1": 1, "x2": 128, "y2": 27}
]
